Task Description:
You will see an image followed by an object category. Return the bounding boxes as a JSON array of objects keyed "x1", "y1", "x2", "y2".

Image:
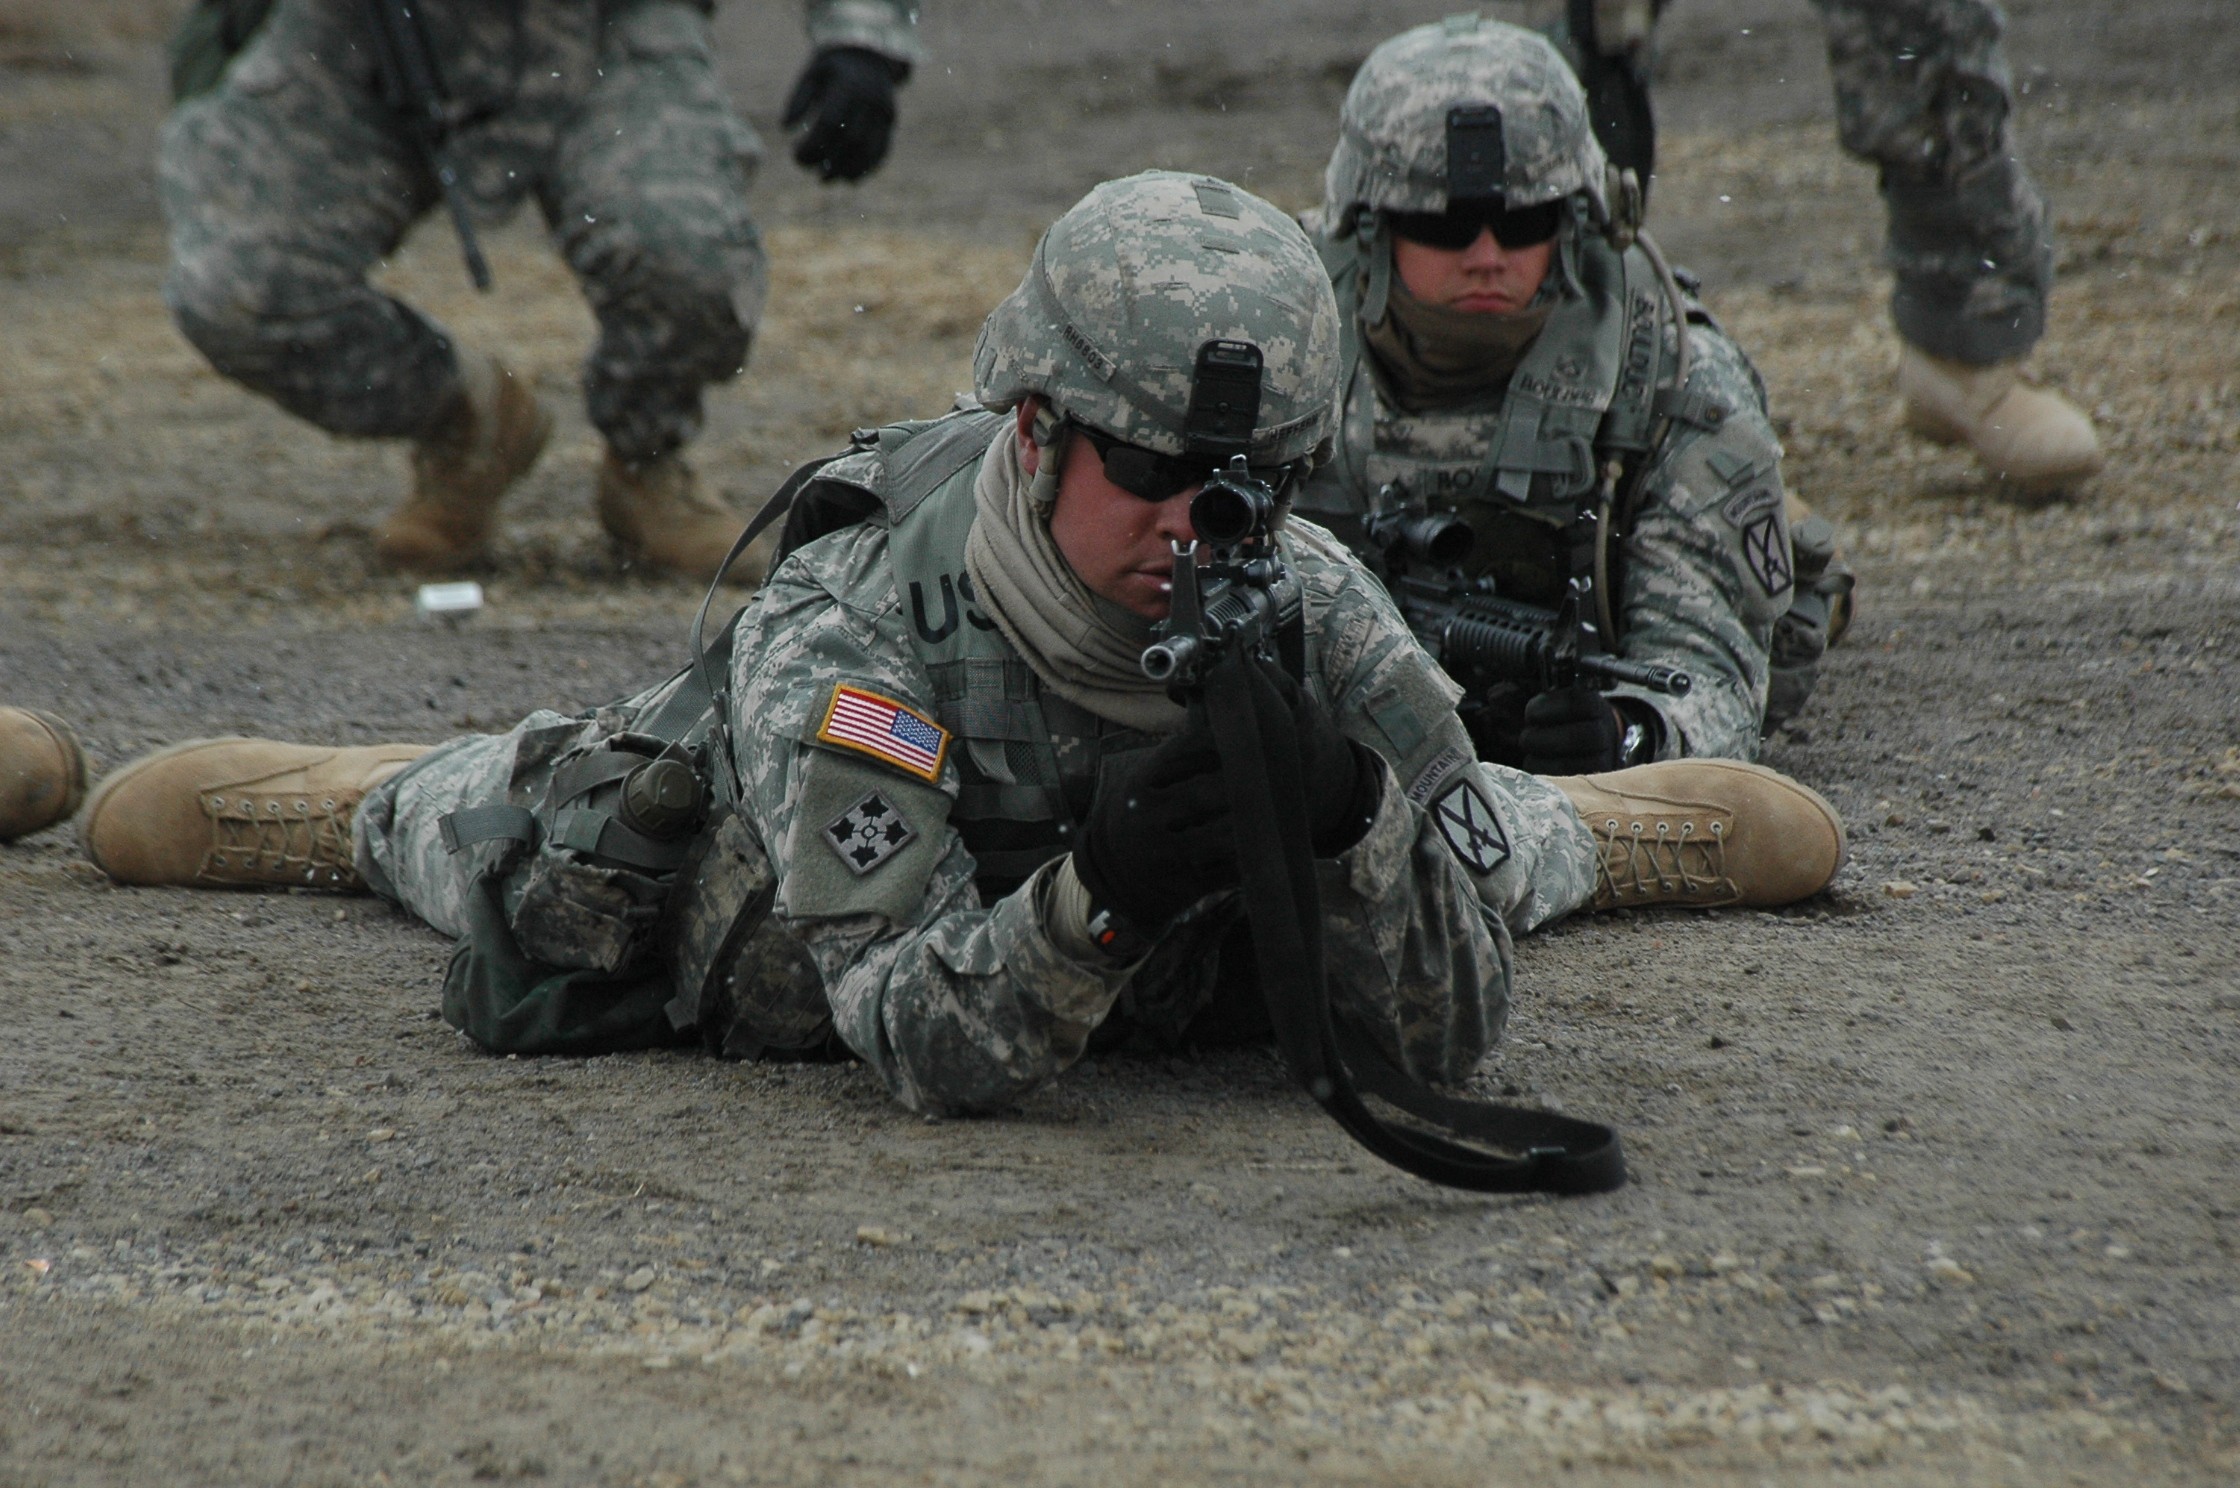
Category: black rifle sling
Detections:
[{"x1": 1201, "y1": 645, "x2": 1626, "y2": 1195}]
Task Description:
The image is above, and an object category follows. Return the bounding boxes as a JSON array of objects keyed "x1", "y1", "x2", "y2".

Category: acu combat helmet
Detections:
[
  {"x1": 973, "y1": 171, "x2": 1341, "y2": 468},
  {"x1": 1322, "y1": 12, "x2": 1620, "y2": 235}
]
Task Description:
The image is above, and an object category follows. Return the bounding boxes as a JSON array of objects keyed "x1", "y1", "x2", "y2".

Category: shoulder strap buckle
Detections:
[{"x1": 1651, "y1": 386, "x2": 1728, "y2": 429}]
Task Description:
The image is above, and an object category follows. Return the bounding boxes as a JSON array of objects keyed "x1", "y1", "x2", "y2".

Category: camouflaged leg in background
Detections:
[
  {"x1": 156, "y1": 0, "x2": 460, "y2": 440},
  {"x1": 547, "y1": 0, "x2": 767, "y2": 465},
  {"x1": 1813, "y1": 0, "x2": 2053, "y2": 365}
]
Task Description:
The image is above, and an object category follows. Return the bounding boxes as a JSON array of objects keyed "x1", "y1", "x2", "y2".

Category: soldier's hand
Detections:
[
  {"x1": 1520, "y1": 683, "x2": 1625, "y2": 776},
  {"x1": 782, "y1": 46, "x2": 907, "y2": 182},
  {"x1": 1072, "y1": 703, "x2": 1235, "y2": 935},
  {"x1": 1247, "y1": 659, "x2": 1382, "y2": 856}
]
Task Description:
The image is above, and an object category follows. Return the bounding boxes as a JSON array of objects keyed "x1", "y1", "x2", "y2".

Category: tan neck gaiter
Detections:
[
  {"x1": 961, "y1": 432, "x2": 1188, "y2": 735},
  {"x1": 1363, "y1": 270, "x2": 1557, "y2": 414}
]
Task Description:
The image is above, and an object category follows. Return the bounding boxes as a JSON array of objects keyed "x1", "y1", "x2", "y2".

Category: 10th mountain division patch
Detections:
[{"x1": 1430, "y1": 777, "x2": 1510, "y2": 875}]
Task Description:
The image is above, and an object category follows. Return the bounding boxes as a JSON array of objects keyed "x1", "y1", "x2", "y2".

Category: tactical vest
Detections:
[
  {"x1": 654, "y1": 411, "x2": 1191, "y2": 1056},
  {"x1": 848, "y1": 411, "x2": 1176, "y2": 899},
  {"x1": 1296, "y1": 229, "x2": 1724, "y2": 614},
  {"x1": 445, "y1": 412, "x2": 1278, "y2": 1059}
]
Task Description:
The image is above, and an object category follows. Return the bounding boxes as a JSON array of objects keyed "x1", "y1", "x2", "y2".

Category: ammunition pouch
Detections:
[
  {"x1": 1764, "y1": 512, "x2": 1857, "y2": 735},
  {"x1": 660, "y1": 809, "x2": 832, "y2": 1059},
  {"x1": 435, "y1": 698, "x2": 834, "y2": 1058},
  {"x1": 442, "y1": 730, "x2": 707, "y2": 977}
]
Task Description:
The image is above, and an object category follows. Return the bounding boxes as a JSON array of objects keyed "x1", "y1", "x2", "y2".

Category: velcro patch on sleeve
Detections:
[
  {"x1": 1429, "y1": 777, "x2": 1512, "y2": 876},
  {"x1": 1741, "y1": 513, "x2": 1794, "y2": 597},
  {"x1": 814, "y1": 684, "x2": 952, "y2": 784},
  {"x1": 822, "y1": 790, "x2": 918, "y2": 875}
]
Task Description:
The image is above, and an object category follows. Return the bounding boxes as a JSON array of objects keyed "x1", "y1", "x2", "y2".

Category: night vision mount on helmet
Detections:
[
  {"x1": 1321, "y1": 11, "x2": 1643, "y2": 249},
  {"x1": 971, "y1": 170, "x2": 1341, "y2": 469}
]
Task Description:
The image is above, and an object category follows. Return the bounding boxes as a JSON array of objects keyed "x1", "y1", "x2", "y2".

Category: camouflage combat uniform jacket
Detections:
[
  {"x1": 1297, "y1": 225, "x2": 1798, "y2": 764},
  {"x1": 357, "y1": 413, "x2": 1603, "y2": 1113},
  {"x1": 720, "y1": 413, "x2": 1598, "y2": 1114}
]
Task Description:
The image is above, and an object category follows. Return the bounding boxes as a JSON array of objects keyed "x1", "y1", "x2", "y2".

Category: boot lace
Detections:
[
  {"x1": 1591, "y1": 811, "x2": 1733, "y2": 905},
  {"x1": 203, "y1": 790, "x2": 362, "y2": 888}
]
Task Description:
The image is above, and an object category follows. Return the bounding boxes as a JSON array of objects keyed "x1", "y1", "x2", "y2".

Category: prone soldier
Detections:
[
  {"x1": 78, "y1": 174, "x2": 1844, "y2": 1148},
  {"x1": 158, "y1": 0, "x2": 923, "y2": 581},
  {"x1": 1295, "y1": 15, "x2": 1847, "y2": 774}
]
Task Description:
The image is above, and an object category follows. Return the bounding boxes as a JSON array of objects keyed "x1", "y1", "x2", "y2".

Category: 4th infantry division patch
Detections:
[
  {"x1": 815, "y1": 684, "x2": 952, "y2": 784},
  {"x1": 823, "y1": 791, "x2": 918, "y2": 875}
]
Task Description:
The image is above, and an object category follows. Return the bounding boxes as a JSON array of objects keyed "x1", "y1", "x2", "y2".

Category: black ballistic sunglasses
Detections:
[
  {"x1": 1385, "y1": 196, "x2": 1565, "y2": 251},
  {"x1": 1072, "y1": 423, "x2": 1302, "y2": 505}
]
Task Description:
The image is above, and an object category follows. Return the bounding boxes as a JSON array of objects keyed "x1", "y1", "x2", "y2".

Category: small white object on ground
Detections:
[{"x1": 414, "y1": 582, "x2": 484, "y2": 621}]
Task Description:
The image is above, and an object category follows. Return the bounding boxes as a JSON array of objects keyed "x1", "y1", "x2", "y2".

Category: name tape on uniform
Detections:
[{"x1": 815, "y1": 684, "x2": 952, "y2": 784}]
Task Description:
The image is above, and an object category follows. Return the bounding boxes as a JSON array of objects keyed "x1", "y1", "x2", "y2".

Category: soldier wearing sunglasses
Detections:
[{"x1": 1296, "y1": 16, "x2": 1855, "y2": 775}]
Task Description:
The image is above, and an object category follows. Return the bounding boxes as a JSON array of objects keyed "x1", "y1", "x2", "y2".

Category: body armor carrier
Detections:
[
  {"x1": 1298, "y1": 227, "x2": 1722, "y2": 757},
  {"x1": 484, "y1": 411, "x2": 1188, "y2": 1059},
  {"x1": 1298, "y1": 226, "x2": 1712, "y2": 609},
  {"x1": 1299, "y1": 225, "x2": 1841, "y2": 753}
]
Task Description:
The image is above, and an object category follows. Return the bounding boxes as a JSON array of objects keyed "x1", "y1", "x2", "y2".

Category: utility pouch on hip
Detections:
[
  {"x1": 437, "y1": 723, "x2": 831, "y2": 1059},
  {"x1": 445, "y1": 730, "x2": 710, "y2": 976},
  {"x1": 429, "y1": 728, "x2": 710, "y2": 1057},
  {"x1": 659, "y1": 807, "x2": 833, "y2": 1059}
]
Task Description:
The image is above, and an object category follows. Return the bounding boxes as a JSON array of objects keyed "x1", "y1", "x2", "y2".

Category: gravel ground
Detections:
[{"x1": 3, "y1": 2, "x2": 2238, "y2": 1483}]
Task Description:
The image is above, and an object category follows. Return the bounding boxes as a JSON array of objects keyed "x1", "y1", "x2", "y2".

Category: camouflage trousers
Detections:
[
  {"x1": 158, "y1": 0, "x2": 767, "y2": 463},
  {"x1": 1813, "y1": 0, "x2": 2051, "y2": 364}
]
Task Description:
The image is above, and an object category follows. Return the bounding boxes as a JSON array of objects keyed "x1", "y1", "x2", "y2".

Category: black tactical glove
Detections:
[
  {"x1": 781, "y1": 46, "x2": 906, "y2": 182},
  {"x1": 1072, "y1": 703, "x2": 1237, "y2": 938},
  {"x1": 1519, "y1": 683, "x2": 1626, "y2": 775},
  {"x1": 1247, "y1": 659, "x2": 1383, "y2": 857}
]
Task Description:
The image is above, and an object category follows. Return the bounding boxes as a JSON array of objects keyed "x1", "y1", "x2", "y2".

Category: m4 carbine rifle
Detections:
[
  {"x1": 361, "y1": 0, "x2": 493, "y2": 290},
  {"x1": 1366, "y1": 507, "x2": 1692, "y2": 701},
  {"x1": 1138, "y1": 452, "x2": 1624, "y2": 1198},
  {"x1": 1138, "y1": 455, "x2": 1303, "y2": 691}
]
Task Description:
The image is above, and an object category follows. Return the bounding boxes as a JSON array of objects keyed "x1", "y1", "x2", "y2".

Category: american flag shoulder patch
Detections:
[{"x1": 813, "y1": 684, "x2": 951, "y2": 784}]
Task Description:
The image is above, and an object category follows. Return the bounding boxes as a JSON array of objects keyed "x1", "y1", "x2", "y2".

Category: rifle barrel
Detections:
[
  {"x1": 1401, "y1": 587, "x2": 1692, "y2": 697},
  {"x1": 1578, "y1": 653, "x2": 1693, "y2": 696}
]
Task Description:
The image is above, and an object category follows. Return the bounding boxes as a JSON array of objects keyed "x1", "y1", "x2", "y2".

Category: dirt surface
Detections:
[{"x1": 4, "y1": 1, "x2": 2238, "y2": 1483}]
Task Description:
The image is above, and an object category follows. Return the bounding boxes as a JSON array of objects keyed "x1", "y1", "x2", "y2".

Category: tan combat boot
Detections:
[
  {"x1": 1552, "y1": 760, "x2": 1846, "y2": 911},
  {"x1": 1898, "y1": 344, "x2": 2103, "y2": 498},
  {"x1": 374, "y1": 349, "x2": 552, "y2": 570},
  {"x1": 0, "y1": 708, "x2": 90, "y2": 842},
  {"x1": 79, "y1": 738, "x2": 430, "y2": 890},
  {"x1": 596, "y1": 451, "x2": 762, "y2": 585}
]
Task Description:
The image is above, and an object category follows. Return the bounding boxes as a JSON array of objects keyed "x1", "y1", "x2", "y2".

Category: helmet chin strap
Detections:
[
  {"x1": 1554, "y1": 205, "x2": 1588, "y2": 297},
  {"x1": 1026, "y1": 402, "x2": 1069, "y2": 508},
  {"x1": 1358, "y1": 210, "x2": 1394, "y2": 327}
]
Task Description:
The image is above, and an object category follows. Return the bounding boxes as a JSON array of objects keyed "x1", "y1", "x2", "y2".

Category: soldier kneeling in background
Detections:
[{"x1": 159, "y1": 0, "x2": 921, "y2": 581}]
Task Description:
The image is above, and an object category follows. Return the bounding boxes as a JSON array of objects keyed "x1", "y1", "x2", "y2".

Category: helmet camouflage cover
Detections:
[
  {"x1": 972, "y1": 170, "x2": 1341, "y2": 466},
  {"x1": 1322, "y1": 12, "x2": 1610, "y2": 223}
]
